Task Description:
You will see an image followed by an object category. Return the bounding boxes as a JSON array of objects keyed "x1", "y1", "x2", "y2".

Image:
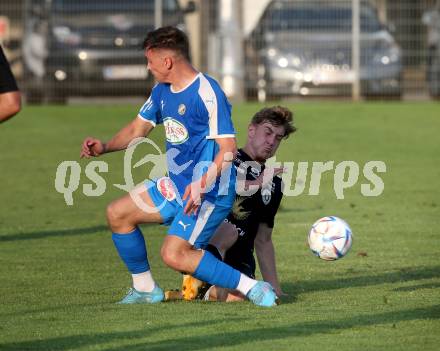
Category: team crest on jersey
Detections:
[
  {"x1": 156, "y1": 177, "x2": 176, "y2": 201},
  {"x1": 178, "y1": 104, "x2": 186, "y2": 115},
  {"x1": 261, "y1": 187, "x2": 272, "y2": 205},
  {"x1": 250, "y1": 167, "x2": 261, "y2": 178},
  {"x1": 163, "y1": 117, "x2": 189, "y2": 144}
]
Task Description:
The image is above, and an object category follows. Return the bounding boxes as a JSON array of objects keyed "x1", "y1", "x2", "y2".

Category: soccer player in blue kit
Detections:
[{"x1": 80, "y1": 27, "x2": 277, "y2": 307}]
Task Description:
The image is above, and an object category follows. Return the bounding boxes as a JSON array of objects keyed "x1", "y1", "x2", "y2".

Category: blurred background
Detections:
[{"x1": 1, "y1": 0, "x2": 439, "y2": 104}]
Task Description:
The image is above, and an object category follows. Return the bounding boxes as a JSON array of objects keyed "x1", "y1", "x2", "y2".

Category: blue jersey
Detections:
[{"x1": 138, "y1": 73, "x2": 236, "y2": 206}]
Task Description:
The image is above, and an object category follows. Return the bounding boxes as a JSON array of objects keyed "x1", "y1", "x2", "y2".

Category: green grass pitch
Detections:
[{"x1": 0, "y1": 102, "x2": 439, "y2": 350}]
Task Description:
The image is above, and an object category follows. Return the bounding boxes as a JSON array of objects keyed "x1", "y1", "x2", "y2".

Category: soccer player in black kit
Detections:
[{"x1": 180, "y1": 106, "x2": 297, "y2": 302}]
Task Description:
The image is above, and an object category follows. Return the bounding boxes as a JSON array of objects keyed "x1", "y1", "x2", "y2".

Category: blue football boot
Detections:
[
  {"x1": 118, "y1": 285, "x2": 164, "y2": 304},
  {"x1": 247, "y1": 281, "x2": 277, "y2": 307}
]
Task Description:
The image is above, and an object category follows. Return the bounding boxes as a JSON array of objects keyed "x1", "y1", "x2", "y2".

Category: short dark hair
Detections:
[
  {"x1": 142, "y1": 26, "x2": 190, "y2": 60},
  {"x1": 251, "y1": 106, "x2": 297, "y2": 138}
]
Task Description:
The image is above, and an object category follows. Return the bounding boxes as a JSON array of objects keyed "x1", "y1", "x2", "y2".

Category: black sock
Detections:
[{"x1": 206, "y1": 244, "x2": 223, "y2": 261}]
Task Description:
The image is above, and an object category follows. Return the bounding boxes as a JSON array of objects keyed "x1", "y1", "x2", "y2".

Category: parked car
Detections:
[
  {"x1": 22, "y1": 0, "x2": 195, "y2": 104},
  {"x1": 246, "y1": 0, "x2": 402, "y2": 99}
]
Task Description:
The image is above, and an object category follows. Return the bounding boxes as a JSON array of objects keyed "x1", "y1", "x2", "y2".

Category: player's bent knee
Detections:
[
  {"x1": 106, "y1": 202, "x2": 117, "y2": 224},
  {"x1": 106, "y1": 201, "x2": 127, "y2": 230},
  {"x1": 160, "y1": 246, "x2": 179, "y2": 270},
  {"x1": 160, "y1": 246, "x2": 187, "y2": 272}
]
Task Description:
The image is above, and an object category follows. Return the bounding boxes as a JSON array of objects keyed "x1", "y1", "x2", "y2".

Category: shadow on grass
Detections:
[
  {"x1": 2, "y1": 305, "x2": 438, "y2": 351},
  {"x1": 393, "y1": 282, "x2": 440, "y2": 292},
  {"x1": 278, "y1": 205, "x2": 323, "y2": 213},
  {"x1": 0, "y1": 225, "x2": 108, "y2": 242},
  {"x1": 281, "y1": 265, "x2": 440, "y2": 304}
]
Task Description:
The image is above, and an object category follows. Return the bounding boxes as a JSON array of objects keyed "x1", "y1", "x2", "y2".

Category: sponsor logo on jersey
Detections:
[
  {"x1": 261, "y1": 187, "x2": 272, "y2": 205},
  {"x1": 178, "y1": 104, "x2": 186, "y2": 115},
  {"x1": 163, "y1": 118, "x2": 189, "y2": 144},
  {"x1": 224, "y1": 218, "x2": 246, "y2": 236},
  {"x1": 157, "y1": 177, "x2": 177, "y2": 201},
  {"x1": 250, "y1": 167, "x2": 261, "y2": 177}
]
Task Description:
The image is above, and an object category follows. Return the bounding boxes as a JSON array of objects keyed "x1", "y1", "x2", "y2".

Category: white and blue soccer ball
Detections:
[{"x1": 308, "y1": 216, "x2": 353, "y2": 261}]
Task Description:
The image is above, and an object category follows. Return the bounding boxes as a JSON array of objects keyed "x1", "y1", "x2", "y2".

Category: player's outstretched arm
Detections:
[
  {"x1": 80, "y1": 118, "x2": 154, "y2": 158},
  {"x1": 255, "y1": 223, "x2": 286, "y2": 298}
]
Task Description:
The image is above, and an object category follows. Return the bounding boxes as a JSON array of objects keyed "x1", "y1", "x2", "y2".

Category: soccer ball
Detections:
[{"x1": 308, "y1": 216, "x2": 353, "y2": 261}]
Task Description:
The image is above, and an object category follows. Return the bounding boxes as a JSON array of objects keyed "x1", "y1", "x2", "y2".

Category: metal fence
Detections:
[{"x1": 1, "y1": 0, "x2": 439, "y2": 103}]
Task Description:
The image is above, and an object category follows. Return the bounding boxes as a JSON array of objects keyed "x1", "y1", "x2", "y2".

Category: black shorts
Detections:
[{"x1": 0, "y1": 46, "x2": 19, "y2": 93}]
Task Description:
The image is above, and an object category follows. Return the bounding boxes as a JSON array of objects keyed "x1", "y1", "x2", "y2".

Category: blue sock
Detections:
[
  {"x1": 112, "y1": 227, "x2": 150, "y2": 274},
  {"x1": 193, "y1": 251, "x2": 240, "y2": 289}
]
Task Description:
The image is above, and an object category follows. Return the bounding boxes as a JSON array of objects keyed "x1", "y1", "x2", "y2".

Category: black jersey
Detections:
[
  {"x1": 0, "y1": 45, "x2": 19, "y2": 93},
  {"x1": 223, "y1": 149, "x2": 283, "y2": 277}
]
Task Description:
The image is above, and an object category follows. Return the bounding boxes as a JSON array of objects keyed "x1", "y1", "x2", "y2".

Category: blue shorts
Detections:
[{"x1": 145, "y1": 177, "x2": 233, "y2": 249}]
